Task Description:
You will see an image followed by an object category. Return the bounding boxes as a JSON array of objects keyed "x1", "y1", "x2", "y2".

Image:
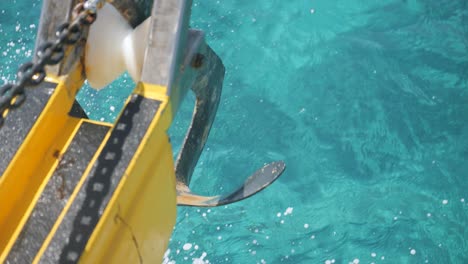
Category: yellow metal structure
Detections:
[
  {"x1": 36, "y1": 83, "x2": 178, "y2": 263},
  {"x1": 84, "y1": 83, "x2": 177, "y2": 263},
  {"x1": 0, "y1": 67, "x2": 85, "y2": 260},
  {"x1": 0, "y1": 59, "x2": 178, "y2": 262}
]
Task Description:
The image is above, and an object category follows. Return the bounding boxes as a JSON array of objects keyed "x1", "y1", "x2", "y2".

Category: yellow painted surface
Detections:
[
  {"x1": 29, "y1": 82, "x2": 177, "y2": 263},
  {"x1": 32, "y1": 119, "x2": 113, "y2": 264},
  {"x1": 79, "y1": 82, "x2": 177, "y2": 263},
  {"x1": 0, "y1": 66, "x2": 86, "y2": 262},
  {"x1": 1, "y1": 68, "x2": 178, "y2": 264}
]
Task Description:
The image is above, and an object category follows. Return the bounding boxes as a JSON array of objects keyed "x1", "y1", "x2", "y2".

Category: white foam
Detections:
[
  {"x1": 284, "y1": 207, "x2": 294, "y2": 215},
  {"x1": 442, "y1": 199, "x2": 448, "y2": 205},
  {"x1": 162, "y1": 249, "x2": 175, "y2": 264},
  {"x1": 192, "y1": 252, "x2": 207, "y2": 264},
  {"x1": 410, "y1": 249, "x2": 416, "y2": 255},
  {"x1": 183, "y1": 243, "x2": 193, "y2": 251}
]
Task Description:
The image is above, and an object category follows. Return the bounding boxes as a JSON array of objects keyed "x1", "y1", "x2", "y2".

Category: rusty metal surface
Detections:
[
  {"x1": 175, "y1": 40, "x2": 225, "y2": 186},
  {"x1": 177, "y1": 161, "x2": 286, "y2": 207},
  {"x1": 110, "y1": 0, "x2": 153, "y2": 27}
]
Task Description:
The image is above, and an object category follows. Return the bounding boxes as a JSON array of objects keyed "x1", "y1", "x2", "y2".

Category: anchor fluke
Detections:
[{"x1": 177, "y1": 161, "x2": 286, "y2": 207}]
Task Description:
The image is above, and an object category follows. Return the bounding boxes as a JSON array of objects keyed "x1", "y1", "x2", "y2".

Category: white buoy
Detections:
[{"x1": 85, "y1": 3, "x2": 150, "y2": 89}]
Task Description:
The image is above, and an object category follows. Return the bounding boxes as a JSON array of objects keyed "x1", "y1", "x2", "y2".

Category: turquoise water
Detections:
[{"x1": 1, "y1": 0, "x2": 467, "y2": 263}]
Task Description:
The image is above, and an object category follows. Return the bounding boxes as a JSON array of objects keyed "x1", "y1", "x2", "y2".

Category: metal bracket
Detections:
[
  {"x1": 139, "y1": 0, "x2": 226, "y2": 187},
  {"x1": 174, "y1": 31, "x2": 225, "y2": 186}
]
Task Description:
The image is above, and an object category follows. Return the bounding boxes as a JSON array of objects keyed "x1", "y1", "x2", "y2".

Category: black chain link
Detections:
[{"x1": 0, "y1": 1, "x2": 100, "y2": 128}]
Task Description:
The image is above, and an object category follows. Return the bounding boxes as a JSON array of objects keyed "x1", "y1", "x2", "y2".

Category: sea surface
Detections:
[{"x1": 1, "y1": 0, "x2": 467, "y2": 263}]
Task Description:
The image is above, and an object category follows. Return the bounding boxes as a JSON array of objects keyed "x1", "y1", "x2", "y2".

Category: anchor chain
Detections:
[{"x1": 0, "y1": 0, "x2": 105, "y2": 128}]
